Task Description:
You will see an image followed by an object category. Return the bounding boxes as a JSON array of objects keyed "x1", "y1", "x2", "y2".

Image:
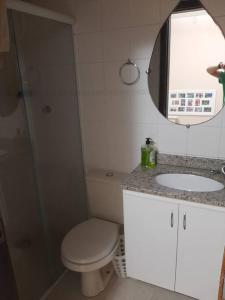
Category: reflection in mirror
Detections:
[{"x1": 148, "y1": 0, "x2": 225, "y2": 126}]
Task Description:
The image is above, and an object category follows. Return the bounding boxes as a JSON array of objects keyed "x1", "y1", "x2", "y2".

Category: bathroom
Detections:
[{"x1": 0, "y1": 0, "x2": 225, "y2": 299}]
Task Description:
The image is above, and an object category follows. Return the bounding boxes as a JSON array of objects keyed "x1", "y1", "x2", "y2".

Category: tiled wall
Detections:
[{"x1": 29, "y1": 0, "x2": 225, "y2": 173}]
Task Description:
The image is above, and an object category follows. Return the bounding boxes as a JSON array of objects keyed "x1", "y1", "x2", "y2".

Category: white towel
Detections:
[{"x1": 0, "y1": 0, "x2": 9, "y2": 52}]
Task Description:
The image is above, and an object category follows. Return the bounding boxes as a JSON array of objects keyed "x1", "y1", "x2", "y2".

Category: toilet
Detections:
[{"x1": 61, "y1": 170, "x2": 126, "y2": 297}]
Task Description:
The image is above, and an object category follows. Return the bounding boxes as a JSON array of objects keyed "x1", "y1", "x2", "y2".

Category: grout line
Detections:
[
  {"x1": 75, "y1": 58, "x2": 151, "y2": 65},
  {"x1": 74, "y1": 22, "x2": 161, "y2": 36}
]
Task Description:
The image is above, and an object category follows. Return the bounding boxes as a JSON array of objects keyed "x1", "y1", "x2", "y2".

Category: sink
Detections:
[{"x1": 155, "y1": 173, "x2": 224, "y2": 192}]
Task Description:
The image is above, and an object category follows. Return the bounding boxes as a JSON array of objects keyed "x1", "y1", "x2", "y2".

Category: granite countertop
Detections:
[{"x1": 122, "y1": 155, "x2": 225, "y2": 208}]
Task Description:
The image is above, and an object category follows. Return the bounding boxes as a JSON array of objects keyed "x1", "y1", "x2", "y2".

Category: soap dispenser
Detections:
[
  {"x1": 141, "y1": 138, "x2": 157, "y2": 168},
  {"x1": 141, "y1": 138, "x2": 151, "y2": 168}
]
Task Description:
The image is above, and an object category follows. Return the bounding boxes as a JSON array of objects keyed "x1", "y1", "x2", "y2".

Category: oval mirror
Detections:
[{"x1": 148, "y1": 0, "x2": 225, "y2": 126}]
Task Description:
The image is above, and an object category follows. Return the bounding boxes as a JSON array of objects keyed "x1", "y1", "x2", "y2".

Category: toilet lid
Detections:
[{"x1": 61, "y1": 218, "x2": 119, "y2": 264}]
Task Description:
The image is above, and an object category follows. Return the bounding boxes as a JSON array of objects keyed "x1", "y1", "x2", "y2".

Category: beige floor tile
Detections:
[{"x1": 45, "y1": 271, "x2": 196, "y2": 300}]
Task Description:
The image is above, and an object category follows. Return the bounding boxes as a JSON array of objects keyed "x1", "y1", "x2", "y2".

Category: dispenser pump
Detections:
[{"x1": 146, "y1": 138, "x2": 152, "y2": 145}]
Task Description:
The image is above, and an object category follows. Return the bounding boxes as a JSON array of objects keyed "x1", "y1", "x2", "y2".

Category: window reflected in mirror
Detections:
[{"x1": 148, "y1": 0, "x2": 225, "y2": 126}]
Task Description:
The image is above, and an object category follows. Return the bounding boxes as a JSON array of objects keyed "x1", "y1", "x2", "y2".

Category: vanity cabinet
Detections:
[
  {"x1": 123, "y1": 190, "x2": 225, "y2": 300},
  {"x1": 176, "y1": 204, "x2": 225, "y2": 300},
  {"x1": 123, "y1": 191, "x2": 178, "y2": 290}
]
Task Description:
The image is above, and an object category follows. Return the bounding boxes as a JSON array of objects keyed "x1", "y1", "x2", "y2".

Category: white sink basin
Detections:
[{"x1": 155, "y1": 173, "x2": 224, "y2": 192}]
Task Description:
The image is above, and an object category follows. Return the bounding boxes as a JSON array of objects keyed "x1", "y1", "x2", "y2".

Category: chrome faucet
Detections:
[{"x1": 221, "y1": 165, "x2": 225, "y2": 176}]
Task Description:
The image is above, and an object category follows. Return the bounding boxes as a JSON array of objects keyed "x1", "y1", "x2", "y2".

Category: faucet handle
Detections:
[{"x1": 221, "y1": 165, "x2": 225, "y2": 175}]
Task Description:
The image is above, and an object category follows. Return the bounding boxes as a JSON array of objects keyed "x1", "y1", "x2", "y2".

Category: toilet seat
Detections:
[{"x1": 61, "y1": 218, "x2": 119, "y2": 272}]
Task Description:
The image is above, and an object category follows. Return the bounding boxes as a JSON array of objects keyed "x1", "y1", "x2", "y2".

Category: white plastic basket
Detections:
[{"x1": 112, "y1": 235, "x2": 127, "y2": 278}]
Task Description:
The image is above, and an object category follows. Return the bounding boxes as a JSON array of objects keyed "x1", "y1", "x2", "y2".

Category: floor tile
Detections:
[{"x1": 45, "y1": 271, "x2": 196, "y2": 300}]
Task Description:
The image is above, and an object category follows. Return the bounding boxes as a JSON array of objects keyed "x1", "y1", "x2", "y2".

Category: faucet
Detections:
[
  {"x1": 221, "y1": 165, "x2": 225, "y2": 176},
  {"x1": 210, "y1": 166, "x2": 225, "y2": 175}
]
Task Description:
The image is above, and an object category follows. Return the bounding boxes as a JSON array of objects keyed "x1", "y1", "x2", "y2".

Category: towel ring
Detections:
[{"x1": 119, "y1": 59, "x2": 140, "y2": 85}]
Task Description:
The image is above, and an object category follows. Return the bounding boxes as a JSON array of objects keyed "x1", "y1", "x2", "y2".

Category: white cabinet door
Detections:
[
  {"x1": 123, "y1": 192, "x2": 178, "y2": 291},
  {"x1": 176, "y1": 205, "x2": 225, "y2": 300}
]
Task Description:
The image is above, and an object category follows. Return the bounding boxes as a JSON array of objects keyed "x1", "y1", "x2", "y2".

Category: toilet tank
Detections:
[{"x1": 86, "y1": 170, "x2": 127, "y2": 224}]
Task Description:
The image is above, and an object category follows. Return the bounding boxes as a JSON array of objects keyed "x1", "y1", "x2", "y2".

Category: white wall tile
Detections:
[
  {"x1": 107, "y1": 122, "x2": 131, "y2": 172},
  {"x1": 79, "y1": 92, "x2": 107, "y2": 122},
  {"x1": 107, "y1": 121, "x2": 158, "y2": 172},
  {"x1": 83, "y1": 144, "x2": 109, "y2": 170},
  {"x1": 160, "y1": 0, "x2": 178, "y2": 24},
  {"x1": 102, "y1": 0, "x2": 130, "y2": 29},
  {"x1": 106, "y1": 93, "x2": 130, "y2": 122},
  {"x1": 127, "y1": 151, "x2": 141, "y2": 171},
  {"x1": 157, "y1": 112, "x2": 172, "y2": 125},
  {"x1": 202, "y1": 0, "x2": 225, "y2": 17},
  {"x1": 104, "y1": 58, "x2": 149, "y2": 94},
  {"x1": 221, "y1": 107, "x2": 225, "y2": 128},
  {"x1": 129, "y1": 0, "x2": 160, "y2": 26},
  {"x1": 215, "y1": 16, "x2": 225, "y2": 35},
  {"x1": 77, "y1": 63, "x2": 104, "y2": 92},
  {"x1": 82, "y1": 121, "x2": 107, "y2": 148},
  {"x1": 130, "y1": 25, "x2": 160, "y2": 60},
  {"x1": 129, "y1": 59, "x2": 149, "y2": 93},
  {"x1": 158, "y1": 123, "x2": 188, "y2": 155},
  {"x1": 187, "y1": 126, "x2": 221, "y2": 158},
  {"x1": 73, "y1": 0, "x2": 101, "y2": 33},
  {"x1": 218, "y1": 127, "x2": 225, "y2": 159},
  {"x1": 204, "y1": 107, "x2": 223, "y2": 127},
  {"x1": 76, "y1": 32, "x2": 103, "y2": 63},
  {"x1": 104, "y1": 62, "x2": 130, "y2": 92},
  {"x1": 103, "y1": 29, "x2": 131, "y2": 62},
  {"x1": 127, "y1": 122, "x2": 159, "y2": 151},
  {"x1": 82, "y1": 121, "x2": 110, "y2": 170},
  {"x1": 128, "y1": 93, "x2": 160, "y2": 123}
]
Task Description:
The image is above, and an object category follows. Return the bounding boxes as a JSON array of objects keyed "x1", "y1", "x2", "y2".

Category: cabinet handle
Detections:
[
  {"x1": 183, "y1": 213, "x2": 186, "y2": 230},
  {"x1": 170, "y1": 212, "x2": 174, "y2": 228}
]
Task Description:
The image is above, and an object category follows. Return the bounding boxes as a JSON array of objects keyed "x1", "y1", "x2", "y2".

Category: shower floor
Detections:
[{"x1": 44, "y1": 271, "x2": 195, "y2": 300}]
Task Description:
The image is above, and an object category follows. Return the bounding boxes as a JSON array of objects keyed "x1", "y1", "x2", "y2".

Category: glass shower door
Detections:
[
  {"x1": 0, "y1": 8, "x2": 87, "y2": 300},
  {"x1": 0, "y1": 218, "x2": 18, "y2": 300},
  {"x1": 0, "y1": 13, "x2": 52, "y2": 300},
  {"x1": 11, "y1": 9, "x2": 87, "y2": 281}
]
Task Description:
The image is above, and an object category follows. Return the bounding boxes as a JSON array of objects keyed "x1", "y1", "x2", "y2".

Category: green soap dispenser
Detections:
[
  {"x1": 141, "y1": 138, "x2": 157, "y2": 168},
  {"x1": 141, "y1": 138, "x2": 151, "y2": 168}
]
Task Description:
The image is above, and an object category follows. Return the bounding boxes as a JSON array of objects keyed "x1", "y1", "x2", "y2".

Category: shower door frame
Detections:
[
  {"x1": 2, "y1": 2, "x2": 80, "y2": 298},
  {"x1": 6, "y1": 0, "x2": 74, "y2": 25}
]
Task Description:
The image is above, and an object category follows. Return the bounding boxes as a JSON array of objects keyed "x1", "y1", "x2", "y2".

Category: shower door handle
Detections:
[
  {"x1": 170, "y1": 212, "x2": 174, "y2": 228},
  {"x1": 0, "y1": 219, "x2": 5, "y2": 245},
  {"x1": 17, "y1": 91, "x2": 24, "y2": 98},
  {"x1": 183, "y1": 213, "x2": 187, "y2": 230}
]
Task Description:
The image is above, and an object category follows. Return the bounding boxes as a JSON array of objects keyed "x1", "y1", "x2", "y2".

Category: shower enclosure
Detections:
[{"x1": 0, "y1": 2, "x2": 87, "y2": 299}]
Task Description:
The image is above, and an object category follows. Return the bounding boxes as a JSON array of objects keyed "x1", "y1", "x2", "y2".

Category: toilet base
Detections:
[{"x1": 81, "y1": 263, "x2": 114, "y2": 297}]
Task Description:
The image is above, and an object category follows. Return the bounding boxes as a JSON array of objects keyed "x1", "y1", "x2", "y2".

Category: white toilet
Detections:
[{"x1": 61, "y1": 170, "x2": 126, "y2": 297}]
